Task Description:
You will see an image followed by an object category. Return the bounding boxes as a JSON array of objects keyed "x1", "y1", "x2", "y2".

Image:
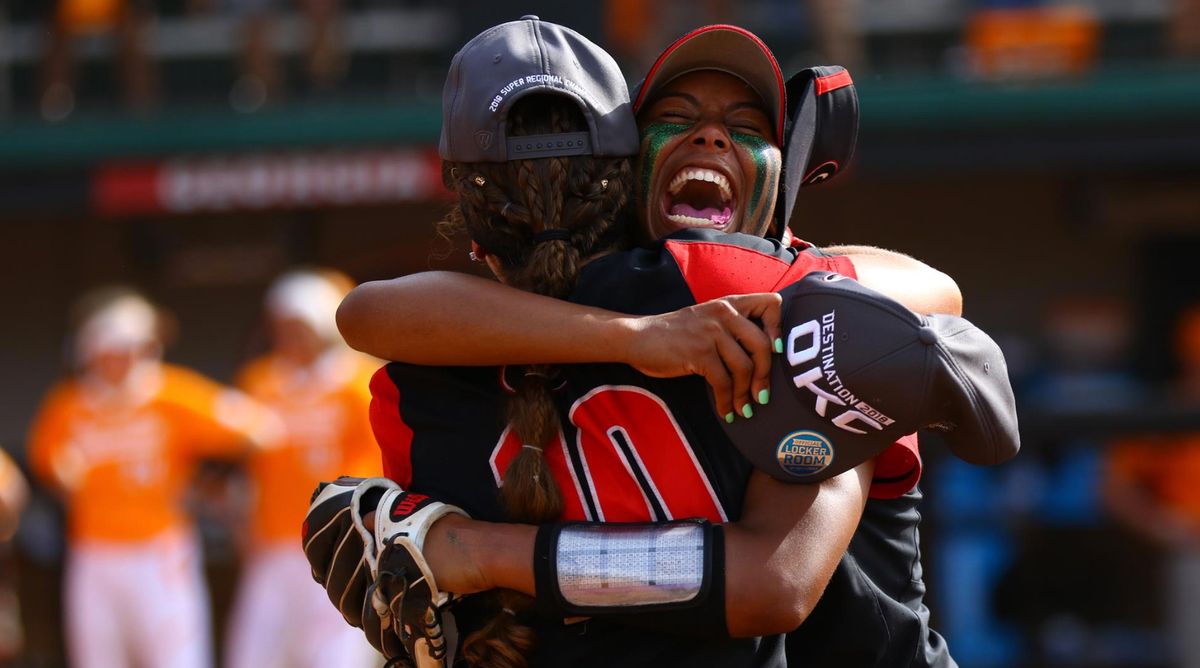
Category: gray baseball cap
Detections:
[
  {"x1": 439, "y1": 16, "x2": 639, "y2": 163},
  {"x1": 721, "y1": 271, "x2": 1020, "y2": 483}
]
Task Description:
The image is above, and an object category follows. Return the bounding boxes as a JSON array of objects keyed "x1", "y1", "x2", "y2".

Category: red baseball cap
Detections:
[{"x1": 633, "y1": 24, "x2": 786, "y2": 143}]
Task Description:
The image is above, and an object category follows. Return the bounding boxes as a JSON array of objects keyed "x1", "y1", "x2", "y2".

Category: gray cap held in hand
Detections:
[
  {"x1": 439, "y1": 15, "x2": 639, "y2": 163},
  {"x1": 721, "y1": 271, "x2": 1020, "y2": 484}
]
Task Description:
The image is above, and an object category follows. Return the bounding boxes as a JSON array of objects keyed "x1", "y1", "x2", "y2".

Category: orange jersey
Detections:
[
  {"x1": 28, "y1": 364, "x2": 277, "y2": 543},
  {"x1": 1109, "y1": 434, "x2": 1200, "y2": 521},
  {"x1": 237, "y1": 350, "x2": 380, "y2": 545}
]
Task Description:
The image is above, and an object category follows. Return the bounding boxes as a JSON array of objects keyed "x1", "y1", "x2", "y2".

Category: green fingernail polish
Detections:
[
  {"x1": 742, "y1": 403, "x2": 754, "y2": 419},
  {"x1": 725, "y1": 412, "x2": 735, "y2": 424},
  {"x1": 774, "y1": 338, "x2": 783, "y2": 354},
  {"x1": 758, "y1": 389, "x2": 769, "y2": 405}
]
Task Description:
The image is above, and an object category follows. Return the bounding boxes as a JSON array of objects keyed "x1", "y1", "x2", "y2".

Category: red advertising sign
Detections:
[{"x1": 93, "y1": 148, "x2": 447, "y2": 216}]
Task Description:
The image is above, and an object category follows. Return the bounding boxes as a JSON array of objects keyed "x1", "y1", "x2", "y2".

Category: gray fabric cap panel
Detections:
[{"x1": 439, "y1": 17, "x2": 639, "y2": 162}]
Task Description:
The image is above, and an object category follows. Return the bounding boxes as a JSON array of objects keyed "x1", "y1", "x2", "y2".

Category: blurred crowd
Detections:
[
  {"x1": 929, "y1": 298, "x2": 1200, "y2": 668},
  {"x1": 4, "y1": 270, "x2": 384, "y2": 667},
  {"x1": 3, "y1": 0, "x2": 1200, "y2": 119},
  {"x1": 38, "y1": 0, "x2": 349, "y2": 119}
]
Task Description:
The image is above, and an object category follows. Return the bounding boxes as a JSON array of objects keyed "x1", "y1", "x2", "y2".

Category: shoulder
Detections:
[
  {"x1": 234, "y1": 355, "x2": 276, "y2": 394},
  {"x1": 157, "y1": 363, "x2": 254, "y2": 422},
  {"x1": 30, "y1": 380, "x2": 82, "y2": 431},
  {"x1": 616, "y1": 229, "x2": 797, "y2": 269},
  {"x1": 36, "y1": 380, "x2": 80, "y2": 413},
  {"x1": 576, "y1": 230, "x2": 803, "y2": 311},
  {"x1": 159, "y1": 363, "x2": 224, "y2": 398}
]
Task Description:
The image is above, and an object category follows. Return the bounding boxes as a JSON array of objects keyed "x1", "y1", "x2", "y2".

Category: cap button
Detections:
[
  {"x1": 917, "y1": 326, "x2": 938, "y2": 345},
  {"x1": 520, "y1": 14, "x2": 539, "y2": 20}
]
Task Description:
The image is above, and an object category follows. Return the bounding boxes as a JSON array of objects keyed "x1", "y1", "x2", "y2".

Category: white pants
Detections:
[
  {"x1": 224, "y1": 545, "x2": 379, "y2": 668},
  {"x1": 65, "y1": 531, "x2": 212, "y2": 668}
]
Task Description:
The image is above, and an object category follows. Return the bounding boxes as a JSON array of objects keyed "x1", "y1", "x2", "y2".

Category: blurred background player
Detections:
[
  {"x1": 223, "y1": 268, "x2": 380, "y2": 668},
  {"x1": 26, "y1": 287, "x2": 281, "y2": 668},
  {"x1": 1105, "y1": 305, "x2": 1200, "y2": 668},
  {"x1": 0, "y1": 448, "x2": 28, "y2": 546},
  {"x1": 0, "y1": 447, "x2": 29, "y2": 662}
]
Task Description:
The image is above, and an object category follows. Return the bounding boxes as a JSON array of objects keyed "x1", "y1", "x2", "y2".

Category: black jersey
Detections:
[
  {"x1": 785, "y1": 488, "x2": 957, "y2": 667},
  {"x1": 369, "y1": 229, "x2": 942, "y2": 667}
]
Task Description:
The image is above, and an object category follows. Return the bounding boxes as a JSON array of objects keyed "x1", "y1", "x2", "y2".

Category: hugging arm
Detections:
[
  {"x1": 822, "y1": 245, "x2": 962, "y2": 316},
  {"x1": 337, "y1": 248, "x2": 959, "y2": 416},
  {"x1": 339, "y1": 271, "x2": 782, "y2": 419},
  {"x1": 405, "y1": 460, "x2": 872, "y2": 637},
  {"x1": 338, "y1": 250, "x2": 960, "y2": 367}
]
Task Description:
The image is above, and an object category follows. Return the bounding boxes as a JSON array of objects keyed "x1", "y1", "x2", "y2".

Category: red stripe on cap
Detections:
[
  {"x1": 634, "y1": 24, "x2": 786, "y2": 143},
  {"x1": 815, "y1": 69, "x2": 853, "y2": 96}
]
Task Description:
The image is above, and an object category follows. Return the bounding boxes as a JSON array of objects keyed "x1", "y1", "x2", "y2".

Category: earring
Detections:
[
  {"x1": 469, "y1": 251, "x2": 483, "y2": 263},
  {"x1": 472, "y1": 175, "x2": 486, "y2": 187},
  {"x1": 600, "y1": 179, "x2": 609, "y2": 191}
]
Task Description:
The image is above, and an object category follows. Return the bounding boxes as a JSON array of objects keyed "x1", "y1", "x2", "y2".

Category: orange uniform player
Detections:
[
  {"x1": 30, "y1": 364, "x2": 278, "y2": 542},
  {"x1": 1104, "y1": 305, "x2": 1200, "y2": 667},
  {"x1": 224, "y1": 269, "x2": 381, "y2": 668},
  {"x1": 28, "y1": 287, "x2": 281, "y2": 668}
]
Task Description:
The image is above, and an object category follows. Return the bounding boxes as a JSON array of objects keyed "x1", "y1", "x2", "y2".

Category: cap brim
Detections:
[{"x1": 633, "y1": 24, "x2": 785, "y2": 143}]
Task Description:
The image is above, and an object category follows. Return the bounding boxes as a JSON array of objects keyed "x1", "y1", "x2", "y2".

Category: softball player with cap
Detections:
[
  {"x1": 223, "y1": 269, "x2": 381, "y2": 668},
  {"x1": 307, "y1": 19, "x2": 1017, "y2": 668},
  {"x1": 28, "y1": 287, "x2": 283, "y2": 668}
]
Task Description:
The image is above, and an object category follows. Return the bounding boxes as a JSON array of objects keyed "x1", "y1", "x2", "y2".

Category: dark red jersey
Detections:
[{"x1": 370, "y1": 229, "x2": 945, "y2": 667}]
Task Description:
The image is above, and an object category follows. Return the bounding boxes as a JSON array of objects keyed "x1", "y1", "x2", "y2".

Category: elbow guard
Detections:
[{"x1": 532, "y1": 520, "x2": 727, "y2": 634}]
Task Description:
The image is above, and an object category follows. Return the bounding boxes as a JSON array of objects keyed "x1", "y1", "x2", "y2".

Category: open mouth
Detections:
[{"x1": 664, "y1": 168, "x2": 735, "y2": 229}]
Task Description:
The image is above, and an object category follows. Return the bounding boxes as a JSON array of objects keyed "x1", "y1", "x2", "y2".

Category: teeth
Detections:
[
  {"x1": 666, "y1": 213, "x2": 728, "y2": 229},
  {"x1": 667, "y1": 168, "x2": 733, "y2": 203}
]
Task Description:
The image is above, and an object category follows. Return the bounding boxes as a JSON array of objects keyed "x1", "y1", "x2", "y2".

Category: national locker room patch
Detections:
[{"x1": 776, "y1": 430, "x2": 835, "y2": 477}]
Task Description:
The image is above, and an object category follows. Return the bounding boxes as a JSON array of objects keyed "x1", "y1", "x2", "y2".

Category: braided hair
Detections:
[{"x1": 438, "y1": 93, "x2": 633, "y2": 668}]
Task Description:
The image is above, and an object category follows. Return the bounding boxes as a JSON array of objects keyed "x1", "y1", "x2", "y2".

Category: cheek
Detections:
[
  {"x1": 636, "y1": 123, "x2": 689, "y2": 206},
  {"x1": 731, "y1": 134, "x2": 782, "y2": 234}
]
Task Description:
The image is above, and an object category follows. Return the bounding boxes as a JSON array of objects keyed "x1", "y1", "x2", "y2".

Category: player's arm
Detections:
[
  {"x1": 723, "y1": 462, "x2": 871, "y2": 634},
  {"x1": 339, "y1": 250, "x2": 959, "y2": 372},
  {"x1": 822, "y1": 245, "x2": 962, "y2": 316},
  {"x1": 166, "y1": 369, "x2": 285, "y2": 459},
  {"x1": 339, "y1": 272, "x2": 780, "y2": 420},
  {"x1": 26, "y1": 388, "x2": 86, "y2": 498},
  {"x1": 343, "y1": 458, "x2": 868, "y2": 633}
]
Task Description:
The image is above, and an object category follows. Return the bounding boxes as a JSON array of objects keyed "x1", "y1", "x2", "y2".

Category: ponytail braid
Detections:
[{"x1": 437, "y1": 94, "x2": 634, "y2": 668}]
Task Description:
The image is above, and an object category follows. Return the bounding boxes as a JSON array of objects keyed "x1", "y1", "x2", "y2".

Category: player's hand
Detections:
[
  {"x1": 624, "y1": 293, "x2": 782, "y2": 421},
  {"x1": 365, "y1": 511, "x2": 490, "y2": 595},
  {"x1": 302, "y1": 476, "x2": 378, "y2": 628}
]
